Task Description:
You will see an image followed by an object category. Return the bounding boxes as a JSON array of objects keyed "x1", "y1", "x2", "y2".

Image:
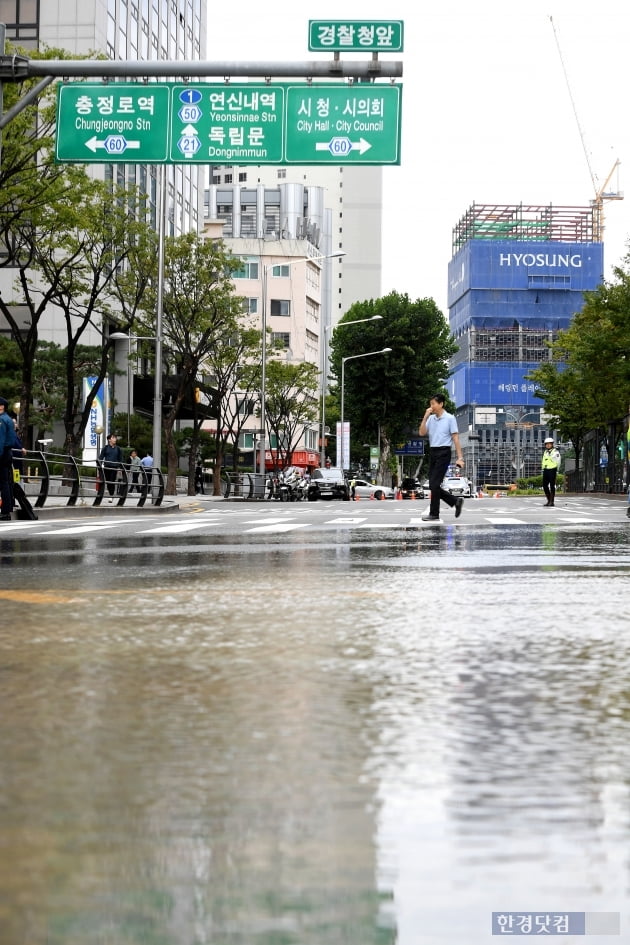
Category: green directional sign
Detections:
[
  {"x1": 309, "y1": 20, "x2": 404, "y2": 52},
  {"x1": 56, "y1": 82, "x2": 402, "y2": 166},
  {"x1": 169, "y1": 84, "x2": 284, "y2": 164},
  {"x1": 56, "y1": 83, "x2": 170, "y2": 162},
  {"x1": 285, "y1": 84, "x2": 401, "y2": 165}
]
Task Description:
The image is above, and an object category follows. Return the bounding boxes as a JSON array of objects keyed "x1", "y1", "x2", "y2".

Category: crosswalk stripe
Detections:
[
  {"x1": 140, "y1": 521, "x2": 219, "y2": 534},
  {"x1": 325, "y1": 517, "x2": 367, "y2": 524},
  {"x1": 37, "y1": 524, "x2": 120, "y2": 535},
  {"x1": 245, "y1": 523, "x2": 309, "y2": 533},
  {"x1": 485, "y1": 517, "x2": 527, "y2": 524}
]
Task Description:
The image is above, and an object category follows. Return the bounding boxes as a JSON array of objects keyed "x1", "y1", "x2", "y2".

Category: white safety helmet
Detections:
[{"x1": 544, "y1": 437, "x2": 554, "y2": 444}]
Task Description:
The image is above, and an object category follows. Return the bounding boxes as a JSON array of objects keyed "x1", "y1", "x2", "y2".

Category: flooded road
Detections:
[{"x1": 0, "y1": 521, "x2": 628, "y2": 943}]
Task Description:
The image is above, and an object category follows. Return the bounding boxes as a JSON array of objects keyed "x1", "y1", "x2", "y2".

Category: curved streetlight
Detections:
[
  {"x1": 259, "y1": 249, "x2": 345, "y2": 475},
  {"x1": 340, "y1": 347, "x2": 392, "y2": 471},
  {"x1": 320, "y1": 314, "x2": 382, "y2": 468}
]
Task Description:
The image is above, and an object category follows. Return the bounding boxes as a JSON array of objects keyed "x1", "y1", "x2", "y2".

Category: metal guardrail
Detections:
[
  {"x1": 15, "y1": 450, "x2": 165, "y2": 508},
  {"x1": 220, "y1": 472, "x2": 267, "y2": 500}
]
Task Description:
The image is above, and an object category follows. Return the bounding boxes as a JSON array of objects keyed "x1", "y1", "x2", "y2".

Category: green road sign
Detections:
[
  {"x1": 285, "y1": 84, "x2": 401, "y2": 165},
  {"x1": 169, "y1": 84, "x2": 284, "y2": 163},
  {"x1": 308, "y1": 20, "x2": 404, "y2": 52},
  {"x1": 56, "y1": 82, "x2": 402, "y2": 166},
  {"x1": 55, "y1": 83, "x2": 170, "y2": 162}
]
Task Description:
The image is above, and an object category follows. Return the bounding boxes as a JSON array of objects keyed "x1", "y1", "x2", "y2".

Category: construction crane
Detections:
[{"x1": 550, "y1": 16, "x2": 623, "y2": 242}]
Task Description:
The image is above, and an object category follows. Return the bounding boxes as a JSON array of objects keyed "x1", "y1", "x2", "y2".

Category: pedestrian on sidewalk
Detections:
[
  {"x1": 0, "y1": 397, "x2": 17, "y2": 521},
  {"x1": 128, "y1": 448, "x2": 142, "y2": 492},
  {"x1": 419, "y1": 394, "x2": 465, "y2": 522},
  {"x1": 194, "y1": 459, "x2": 205, "y2": 495},
  {"x1": 541, "y1": 436, "x2": 561, "y2": 507},
  {"x1": 99, "y1": 433, "x2": 123, "y2": 502}
]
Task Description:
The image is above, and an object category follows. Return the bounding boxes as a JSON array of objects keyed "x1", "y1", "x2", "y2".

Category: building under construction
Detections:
[{"x1": 447, "y1": 203, "x2": 604, "y2": 485}]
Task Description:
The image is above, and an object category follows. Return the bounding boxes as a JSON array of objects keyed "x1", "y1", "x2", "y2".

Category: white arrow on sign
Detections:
[
  {"x1": 315, "y1": 137, "x2": 372, "y2": 155},
  {"x1": 85, "y1": 135, "x2": 141, "y2": 153},
  {"x1": 181, "y1": 124, "x2": 199, "y2": 137}
]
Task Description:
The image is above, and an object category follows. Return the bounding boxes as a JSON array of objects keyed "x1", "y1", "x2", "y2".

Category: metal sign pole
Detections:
[{"x1": 152, "y1": 164, "x2": 166, "y2": 486}]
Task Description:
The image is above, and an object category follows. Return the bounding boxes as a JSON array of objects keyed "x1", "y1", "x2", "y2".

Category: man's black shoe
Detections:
[
  {"x1": 0, "y1": 514, "x2": 12, "y2": 521},
  {"x1": 454, "y1": 498, "x2": 464, "y2": 518},
  {"x1": 421, "y1": 513, "x2": 440, "y2": 522}
]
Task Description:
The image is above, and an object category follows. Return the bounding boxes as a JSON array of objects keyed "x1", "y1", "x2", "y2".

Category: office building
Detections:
[
  {"x1": 447, "y1": 202, "x2": 603, "y2": 485},
  {"x1": 209, "y1": 164, "x2": 382, "y2": 319}
]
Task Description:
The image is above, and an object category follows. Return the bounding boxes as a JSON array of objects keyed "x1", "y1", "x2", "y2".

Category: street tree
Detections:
[
  {"x1": 528, "y1": 253, "x2": 630, "y2": 471},
  {"x1": 24, "y1": 177, "x2": 154, "y2": 458},
  {"x1": 264, "y1": 359, "x2": 320, "y2": 469},
  {"x1": 526, "y1": 361, "x2": 593, "y2": 475},
  {"x1": 0, "y1": 46, "x2": 106, "y2": 443},
  {"x1": 139, "y1": 233, "x2": 244, "y2": 493},
  {"x1": 328, "y1": 292, "x2": 457, "y2": 478},
  {"x1": 200, "y1": 322, "x2": 261, "y2": 495}
]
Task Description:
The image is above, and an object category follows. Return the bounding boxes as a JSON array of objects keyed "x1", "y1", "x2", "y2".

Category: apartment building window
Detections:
[
  {"x1": 224, "y1": 174, "x2": 233, "y2": 184},
  {"x1": 233, "y1": 258, "x2": 259, "y2": 279},
  {"x1": 244, "y1": 298, "x2": 258, "y2": 314},
  {"x1": 271, "y1": 265, "x2": 290, "y2": 277},
  {"x1": 271, "y1": 332, "x2": 291, "y2": 348},
  {"x1": 238, "y1": 173, "x2": 247, "y2": 182},
  {"x1": 277, "y1": 169, "x2": 287, "y2": 179},
  {"x1": 270, "y1": 300, "x2": 290, "y2": 316}
]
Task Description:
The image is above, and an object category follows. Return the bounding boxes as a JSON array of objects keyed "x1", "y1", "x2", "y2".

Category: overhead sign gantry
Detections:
[{"x1": 55, "y1": 80, "x2": 402, "y2": 165}]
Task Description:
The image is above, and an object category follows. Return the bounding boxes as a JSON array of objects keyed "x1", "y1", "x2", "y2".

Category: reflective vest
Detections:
[{"x1": 541, "y1": 448, "x2": 560, "y2": 470}]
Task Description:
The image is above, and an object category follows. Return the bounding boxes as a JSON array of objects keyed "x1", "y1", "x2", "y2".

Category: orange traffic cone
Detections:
[
  {"x1": 410, "y1": 491, "x2": 416, "y2": 501},
  {"x1": 396, "y1": 489, "x2": 402, "y2": 500},
  {"x1": 370, "y1": 493, "x2": 375, "y2": 501},
  {"x1": 380, "y1": 492, "x2": 386, "y2": 500}
]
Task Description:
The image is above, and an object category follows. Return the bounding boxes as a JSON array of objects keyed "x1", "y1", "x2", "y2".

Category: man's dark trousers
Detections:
[
  {"x1": 428, "y1": 446, "x2": 456, "y2": 518},
  {"x1": 542, "y1": 467, "x2": 557, "y2": 504}
]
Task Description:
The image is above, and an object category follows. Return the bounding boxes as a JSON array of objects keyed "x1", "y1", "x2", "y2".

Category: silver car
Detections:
[{"x1": 351, "y1": 478, "x2": 395, "y2": 500}]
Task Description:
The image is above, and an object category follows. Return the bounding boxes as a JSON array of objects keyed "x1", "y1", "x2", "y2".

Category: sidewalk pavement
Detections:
[{"x1": 15, "y1": 492, "x2": 226, "y2": 520}]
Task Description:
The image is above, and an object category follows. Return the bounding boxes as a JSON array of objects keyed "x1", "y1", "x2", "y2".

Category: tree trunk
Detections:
[{"x1": 378, "y1": 428, "x2": 392, "y2": 483}]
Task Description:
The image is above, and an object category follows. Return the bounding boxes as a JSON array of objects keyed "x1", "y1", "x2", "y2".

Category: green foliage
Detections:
[
  {"x1": 30, "y1": 341, "x2": 103, "y2": 435},
  {"x1": 138, "y1": 234, "x2": 247, "y2": 493},
  {"x1": 517, "y1": 474, "x2": 564, "y2": 490},
  {"x1": 529, "y1": 252, "x2": 630, "y2": 438},
  {"x1": 265, "y1": 359, "x2": 319, "y2": 466},
  {"x1": 0, "y1": 337, "x2": 23, "y2": 403},
  {"x1": 111, "y1": 412, "x2": 154, "y2": 457},
  {"x1": 329, "y1": 292, "x2": 457, "y2": 469}
]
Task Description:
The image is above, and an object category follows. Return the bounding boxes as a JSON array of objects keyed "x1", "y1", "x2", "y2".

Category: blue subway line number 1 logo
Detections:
[{"x1": 177, "y1": 88, "x2": 202, "y2": 158}]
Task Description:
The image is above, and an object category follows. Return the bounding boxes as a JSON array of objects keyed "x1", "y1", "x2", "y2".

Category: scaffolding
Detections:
[{"x1": 452, "y1": 203, "x2": 596, "y2": 254}]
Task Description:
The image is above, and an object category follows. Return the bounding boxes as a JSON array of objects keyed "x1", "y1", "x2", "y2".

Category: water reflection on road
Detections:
[{"x1": 0, "y1": 524, "x2": 628, "y2": 944}]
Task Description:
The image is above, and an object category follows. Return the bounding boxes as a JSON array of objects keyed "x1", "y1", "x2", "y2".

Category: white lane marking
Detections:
[
  {"x1": 484, "y1": 517, "x2": 527, "y2": 524},
  {"x1": 0, "y1": 521, "x2": 45, "y2": 530},
  {"x1": 36, "y1": 524, "x2": 121, "y2": 535},
  {"x1": 325, "y1": 517, "x2": 367, "y2": 524},
  {"x1": 359, "y1": 523, "x2": 408, "y2": 529},
  {"x1": 245, "y1": 523, "x2": 309, "y2": 533},
  {"x1": 140, "y1": 521, "x2": 220, "y2": 534},
  {"x1": 242, "y1": 516, "x2": 295, "y2": 524},
  {"x1": 557, "y1": 517, "x2": 601, "y2": 523}
]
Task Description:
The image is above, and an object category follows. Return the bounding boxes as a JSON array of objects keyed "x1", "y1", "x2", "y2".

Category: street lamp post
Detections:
[
  {"x1": 259, "y1": 249, "x2": 345, "y2": 476},
  {"x1": 320, "y1": 314, "x2": 383, "y2": 469},
  {"x1": 340, "y1": 348, "x2": 392, "y2": 471},
  {"x1": 110, "y1": 331, "x2": 158, "y2": 446}
]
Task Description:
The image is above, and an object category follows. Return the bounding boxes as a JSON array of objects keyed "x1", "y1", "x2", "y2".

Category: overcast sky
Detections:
[{"x1": 207, "y1": 0, "x2": 630, "y2": 313}]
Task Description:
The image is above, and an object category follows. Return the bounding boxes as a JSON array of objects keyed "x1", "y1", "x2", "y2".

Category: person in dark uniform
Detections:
[
  {"x1": 99, "y1": 433, "x2": 123, "y2": 502},
  {"x1": 0, "y1": 397, "x2": 16, "y2": 521}
]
